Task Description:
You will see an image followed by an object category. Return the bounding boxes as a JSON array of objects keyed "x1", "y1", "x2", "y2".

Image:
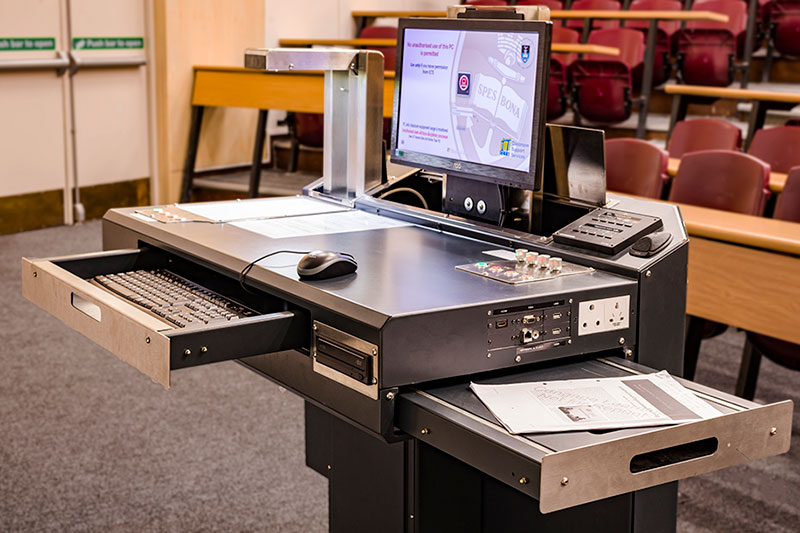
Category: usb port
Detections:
[
  {"x1": 551, "y1": 327, "x2": 562, "y2": 335},
  {"x1": 552, "y1": 312, "x2": 562, "y2": 320},
  {"x1": 496, "y1": 319, "x2": 508, "y2": 329}
]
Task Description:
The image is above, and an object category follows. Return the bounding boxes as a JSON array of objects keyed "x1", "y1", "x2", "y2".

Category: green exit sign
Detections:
[
  {"x1": 0, "y1": 37, "x2": 56, "y2": 51},
  {"x1": 72, "y1": 37, "x2": 144, "y2": 50}
]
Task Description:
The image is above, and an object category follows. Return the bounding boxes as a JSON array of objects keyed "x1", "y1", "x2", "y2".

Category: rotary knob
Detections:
[
  {"x1": 524, "y1": 252, "x2": 538, "y2": 267},
  {"x1": 515, "y1": 249, "x2": 528, "y2": 262},
  {"x1": 536, "y1": 254, "x2": 551, "y2": 268},
  {"x1": 548, "y1": 257, "x2": 563, "y2": 271}
]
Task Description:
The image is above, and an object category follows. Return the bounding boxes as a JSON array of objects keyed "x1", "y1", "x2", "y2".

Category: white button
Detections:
[
  {"x1": 548, "y1": 257, "x2": 563, "y2": 271},
  {"x1": 536, "y1": 254, "x2": 551, "y2": 268},
  {"x1": 515, "y1": 249, "x2": 528, "y2": 262},
  {"x1": 525, "y1": 252, "x2": 538, "y2": 266}
]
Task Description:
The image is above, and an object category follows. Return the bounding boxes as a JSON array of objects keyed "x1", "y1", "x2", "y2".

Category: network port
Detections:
[{"x1": 521, "y1": 328, "x2": 540, "y2": 343}]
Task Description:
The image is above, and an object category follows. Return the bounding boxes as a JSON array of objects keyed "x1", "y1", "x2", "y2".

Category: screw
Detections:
[
  {"x1": 488, "y1": 310, "x2": 492, "y2": 316},
  {"x1": 645, "y1": 270, "x2": 652, "y2": 278},
  {"x1": 561, "y1": 477, "x2": 569, "y2": 486},
  {"x1": 200, "y1": 346, "x2": 207, "y2": 353},
  {"x1": 569, "y1": 298, "x2": 573, "y2": 304},
  {"x1": 386, "y1": 392, "x2": 395, "y2": 400},
  {"x1": 624, "y1": 348, "x2": 633, "y2": 359},
  {"x1": 567, "y1": 339, "x2": 572, "y2": 344},
  {"x1": 410, "y1": 514, "x2": 415, "y2": 519},
  {"x1": 372, "y1": 378, "x2": 377, "y2": 384},
  {"x1": 327, "y1": 464, "x2": 331, "y2": 470},
  {"x1": 312, "y1": 324, "x2": 317, "y2": 331},
  {"x1": 145, "y1": 337, "x2": 150, "y2": 344},
  {"x1": 32, "y1": 271, "x2": 38, "y2": 277},
  {"x1": 519, "y1": 477, "x2": 528, "y2": 485},
  {"x1": 183, "y1": 349, "x2": 191, "y2": 356},
  {"x1": 515, "y1": 355, "x2": 522, "y2": 363},
  {"x1": 619, "y1": 337, "x2": 625, "y2": 345},
  {"x1": 372, "y1": 348, "x2": 377, "y2": 355},
  {"x1": 770, "y1": 427, "x2": 777, "y2": 436},
  {"x1": 487, "y1": 353, "x2": 492, "y2": 358},
  {"x1": 421, "y1": 428, "x2": 429, "y2": 435}
]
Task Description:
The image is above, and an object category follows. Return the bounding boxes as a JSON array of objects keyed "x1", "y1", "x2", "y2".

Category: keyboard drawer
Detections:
[
  {"x1": 22, "y1": 248, "x2": 308, "y2": 388},
  {"x1": 396, "y1": 358, "x2": 792, "y2": 514}
]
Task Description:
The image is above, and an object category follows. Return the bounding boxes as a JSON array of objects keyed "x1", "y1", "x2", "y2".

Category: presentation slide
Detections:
[{"x1": 396, "y1": 28, "x2": 539, "y2": 172}]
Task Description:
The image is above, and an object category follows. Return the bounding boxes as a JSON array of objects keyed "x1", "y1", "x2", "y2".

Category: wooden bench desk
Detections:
[
  {"x1": 667, "y1": 157, "x2": 789, "y2": 193},
  {"x1": 613, "y1": 194, "x2": 800, "y2": 345},
  {"x1": 664, "y1": 84, "x2": 800, "y2": 150},
  {"x1": 181, "y1": 66, "x2": 395, "y2": 202}
]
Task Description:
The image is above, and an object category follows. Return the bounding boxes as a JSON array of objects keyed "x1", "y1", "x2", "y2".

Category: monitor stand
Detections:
[{"x1": 443, "y1": 175, "x2": 529, "y2": 229}]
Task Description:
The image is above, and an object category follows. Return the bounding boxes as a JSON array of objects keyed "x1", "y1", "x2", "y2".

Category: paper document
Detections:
[
  {"x1": 175, "y1": 196, "x2": 346, "y2": 222},
  {"x1": 233, "y1": 210, "x2": 411, "y2": 239},
  {"x1": 470, "y1": 370, "x2": 722, "y2": 434}
]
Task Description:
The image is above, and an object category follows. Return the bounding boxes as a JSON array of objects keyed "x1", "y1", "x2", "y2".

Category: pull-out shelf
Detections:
[
  {"x1": 22, "y1": 248, "x2": 308, "y2": 388},
  {"x1": 396, "y1": 357, "x2": 792, "y2": 514}
]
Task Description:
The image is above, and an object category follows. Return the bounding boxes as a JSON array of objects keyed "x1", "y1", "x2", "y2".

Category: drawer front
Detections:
[
  {"x1": 396, "y1": 359, "x2": 793, "y2": 514},
  {"x1": 22, "y1": 249, "x2": 306, "y2": 388}
]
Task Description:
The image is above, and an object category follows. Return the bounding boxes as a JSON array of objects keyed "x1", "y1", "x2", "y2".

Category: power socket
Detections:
[{"x1": 578, "y1": 295, "x2": 631, "y2": 336}]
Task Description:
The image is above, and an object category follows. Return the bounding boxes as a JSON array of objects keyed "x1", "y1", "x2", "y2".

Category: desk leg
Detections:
[
  {"x1": 179, "y1": 105, "x2": 205, "y2": 203},
  {"x1": 248, "y1": 109, "x2": 269, "y2": 198},
  {"x1": 636, "y1": 20, "x2": 659, "y2": 139},
  {"x1": 667, "y1": 94, "x2": 687, "y2": 141}
]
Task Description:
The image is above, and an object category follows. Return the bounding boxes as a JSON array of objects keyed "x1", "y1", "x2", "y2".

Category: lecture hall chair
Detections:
[
  {"x1": 517, "y1": 0, "x2": 563, "y2": 6},
  {"x1": 762, "y1": 0, "x2": 800, "y2": 80},
  {"x1": 548, "y1": 26, "x2": 581, "y2": 119},
  {"x1": 673, "y1": 0, "x2": 749, "y2": 86},
  {"x1": 626, "y1": 0, "x2": 683, "y2": 86},
  {"x1": 668, "y1": 149, "x2": 772, "y2": 380},
  {"x1": 667, "y1": 118, "x2": 743, "y2": 158},
  {"x1": 747, "y1": 125, "x2": 800, "y2": 174},
  {"x1": 568, "y1": 28, "x2": 645, "y2": 123},
  {"x1": 605, "y1": 138, "x2": 669, "y2": 197},
  {"x1": 736, "y1": 167, "x2": 800, "y2": 399}
]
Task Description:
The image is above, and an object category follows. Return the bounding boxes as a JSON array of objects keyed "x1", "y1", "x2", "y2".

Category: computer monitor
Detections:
[{"x1": 390, "y1": 17, "x2": 552, "y2": 191}]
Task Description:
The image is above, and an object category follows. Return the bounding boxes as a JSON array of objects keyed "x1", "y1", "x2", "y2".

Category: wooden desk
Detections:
[
  {"x1": 277, "y1": 38, "x2": 620, "y2": 56},
  {"x1": 181, "y1": 66, "x2": 396, "y2": 202},
  {"x1": 667, "y1": 157, "x2": 789, "y2": 193},
  {"x1": 614, "y1": 194, "x2": 800, "y2": 345},
  {"x1": 548, "y1": 10, "x2": 728, "y2": 22},
  {"x1": 664, "y1": 84, "x2": 800, "y2": 150}
]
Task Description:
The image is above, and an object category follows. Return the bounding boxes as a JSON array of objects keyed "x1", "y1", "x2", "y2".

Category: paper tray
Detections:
[
  {"x1": 22, "y1": 248, "x2": 308, "y2": 388},
  {"x1": 395, "y1": 358, "x2": 792, "y2": 513}
]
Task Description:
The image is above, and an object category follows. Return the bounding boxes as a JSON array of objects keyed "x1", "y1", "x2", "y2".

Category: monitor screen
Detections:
[{"x1": 390, "y1": 17, "x2": 551, "y2": 191}]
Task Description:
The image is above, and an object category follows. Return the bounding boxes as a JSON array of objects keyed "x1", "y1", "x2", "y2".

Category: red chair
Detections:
[
  {"x1": 566, "y1": 0, "x2": 621, "y2": 32},
  {"x1": 605, "y1": 138, "x2": 669, "y2": 197},
  {"x1": 747, "y1": 126, "x2": 800, "y2": 174},
  {"x1": 763, "y1": 0, "x2": 800, "y2": 65},
  {"x1": 568, "y1": 28, "x2": 645, "y2": 123},
  {"x1": 668, "y1": 149, "x2": 771, "y2": 379},
  {"x1": 518, "y1": 0, "x2": 563, "y2": 6},
  {"x1": 673, "y1": 0, "x2": 749, "y2": 86},
  {"x1": 627, "y1": 0, "x2": 683, "y2": 86},
  {"x1": 464, "y1": 0, "x2": 510, "y2": 5},
  {"x1": 667, "y1": 118, "x2": 743, "y2": 158},
  {"x1": 548, "y1": 26, "x2": 581, "y2": 120},
  {"x1": 736, "y1": 167, "x2": 800, "y2": 399}
]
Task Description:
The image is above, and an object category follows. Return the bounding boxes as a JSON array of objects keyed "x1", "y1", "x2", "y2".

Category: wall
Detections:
[{"x1": 153, "y1": 0, "x2": 265, "y2": 203}]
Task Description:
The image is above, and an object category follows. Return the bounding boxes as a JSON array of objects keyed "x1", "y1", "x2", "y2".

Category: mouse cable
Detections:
[{"x1": 239, "y1": 250, "x2": 309, "y2": 294}]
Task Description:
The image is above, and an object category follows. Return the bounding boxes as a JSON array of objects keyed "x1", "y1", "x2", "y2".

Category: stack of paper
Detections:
[{"x1": 470, "y1": 370, "x2": 722, "y2": 434}]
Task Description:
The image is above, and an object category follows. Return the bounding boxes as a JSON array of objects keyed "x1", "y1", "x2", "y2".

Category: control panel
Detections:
[
  {"x1": 488, "y1": 300, "x2": 573, "y2": 358},
  {"x1": 552, "y1": 208, "x2": 662, "y2": 255},
  {"x1": 457, "y1": 249, "x2": 593, "y2": 284}
]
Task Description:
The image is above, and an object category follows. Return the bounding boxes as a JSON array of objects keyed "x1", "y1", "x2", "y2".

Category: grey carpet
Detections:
[{"x1": 1, "y1": 222, "x2": 798, "y2": 531}]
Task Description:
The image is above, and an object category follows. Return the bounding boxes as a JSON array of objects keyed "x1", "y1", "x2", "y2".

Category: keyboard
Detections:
[{"x1": 92, "y1": 269, "x2": 257, "y2": 328}]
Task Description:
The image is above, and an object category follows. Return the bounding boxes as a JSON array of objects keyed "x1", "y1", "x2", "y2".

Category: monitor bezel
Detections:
[{"x1": 390, "y1": 17, "x2": 552, "y2": 192}]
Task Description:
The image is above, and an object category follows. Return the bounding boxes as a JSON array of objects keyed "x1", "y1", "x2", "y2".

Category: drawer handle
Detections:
[
  {"x1": 630, "y1": 437, "x2": 718, "y2": 473},
  {"x1": 71, "y1": 292, "x2": 102, "y2": 322}
]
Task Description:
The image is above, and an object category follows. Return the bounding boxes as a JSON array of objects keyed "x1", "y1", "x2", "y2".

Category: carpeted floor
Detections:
[{"x1": 1, "y1": 221, "x2": 797, "y2": 532}]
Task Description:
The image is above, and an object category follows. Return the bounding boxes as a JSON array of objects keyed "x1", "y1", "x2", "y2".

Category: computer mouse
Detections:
[{"x1": 297, "y1": 251, "x2": 357, "y2": 280}]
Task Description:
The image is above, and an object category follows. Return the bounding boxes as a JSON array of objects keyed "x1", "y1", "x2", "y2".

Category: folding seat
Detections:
[
  {"x1": 673, "y1": 0, "x2": 748, "y2": 86},
  {"x1": 668, "y1": 149, "x2": 771, "y2": 379},
  {"x1": 762, "y1": 0, "x2": 800, "y2": 79},
  {"x1": 548, "y1": 26, "x2": 581, "y2": 120},
  {"x1": 747, "y1": 125, "x2": 800, "y2": 173},
  {"x1": 566, "y1": 0, "x2": 622, "y2": 32},
  {"x1": 735, "y1": 167, "x2": 800, "y2": 399},
  {"x1": 667, "y1": 118, "x2": 742, "y2": 158},
  {"x1": 285, "y1": 26, "x2": 398, "y2": 171},
  {"x1": 568, "y1": 28, "x2": 645, "y2": 123},
  {"x1": 517, "y1": 0, "x2": 563, "y2": 6},
  {"x1": 605, "y1": 138, "x2": 669, "y2": 197},
  {"x1": 626, "y1": 0, "x2": 683, "y2": 86}
]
